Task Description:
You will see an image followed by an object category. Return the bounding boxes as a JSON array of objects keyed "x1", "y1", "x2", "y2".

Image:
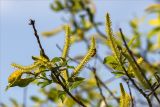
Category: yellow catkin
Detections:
[
  {"x1": 61, "y1": 25, "x2": 71, "y2": 80},
  {"x1": 72, "y1": 37, "x2": 96, "y2": 77},
  {"x1": 42, "y1": 25, "x2": 65, "y2": 37},
  {"x1": 106, "y1": 13, "x2": 120, "y2": 61},
  {"x1": 8, "y1": 70, "x2": 23, "y2": 83},
  {"x1": 119, "y1": 83, "x2": 131, "y2": 107},
  {"x1": 11, "y1": 62, "x2": 40, "y2": 71},
  {"x1": 62, "y1": 25, "x2": 71, "y2": 58}
]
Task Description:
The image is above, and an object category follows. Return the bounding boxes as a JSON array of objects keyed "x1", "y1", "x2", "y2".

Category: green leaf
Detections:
[
  {"x1": 58, "y1": 90, "x2": 66, "y2": 103},
  {"x1": 37, "y1": 80, "x2": 52, "y2": 88},
  {"x1": 112, "y1": 71, "x2": 125, "y2": 78},
  {"x1": 50, "y1": 0, "x2": 64, "y2": 12},
  {"x1": 17, "y1": 78, "x2": 35, "y2": 87},
  {"x1": 67, "y1": 65, "x2": 75, "y2": 69},
  {"x1": 104, "y1": 56, "x2": 123, "y2": 71},
  {"x1": 32, "y1": 56, "x2": 39, "y2": 61},
  {"x1": 148, "y1": 27, "x2": 160, "y2": 38},
  {"x1": 69, "y1": 80, "x2": 84, "y2": 90},
  {"x1": 31, "y1": 96, "x2": 42, "y2": 103},
  {"x1": 68, "y1": 77, "x2": 85, "y2": 82},
  {"x1": 51, "y1": 57, "x2": 62, "y2": 63}
]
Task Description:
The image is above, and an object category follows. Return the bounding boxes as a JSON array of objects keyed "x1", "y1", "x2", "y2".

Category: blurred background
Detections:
[{"x1": 0, "y1": 0, "x2": 159, "y2": 106}]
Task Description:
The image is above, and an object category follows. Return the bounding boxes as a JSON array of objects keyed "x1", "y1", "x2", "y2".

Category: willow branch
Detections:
[
  {"x1": 29, "y1": 19, "x2": 47, "y2": 58},
  {"x1": 119, "y1": 28, "x2": 160, "y2": 104},
  {"x1": 93, "y1": 68, "x2": 108, "y2": 107}
]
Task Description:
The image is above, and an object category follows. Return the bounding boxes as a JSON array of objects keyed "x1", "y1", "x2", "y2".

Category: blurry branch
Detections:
[
  {"x1": 126, "y1": 80, "x2": 134, "y2": 107},
  {"x1": 29, "y1": 19, "x2": 86, "y2": 107},
  {"x1": 148, "y1": 82, "x2": 160, "y2": 96},
  {"x1": 98, "y1": 76, "x2": 119, "y2": 103},
  {"x1": 119, "y1": 28, "x2": 160, "y2": 104},
  {"x1": 23, "y1": 87, "x2": 27, "y2": 107},
  {"x1": 93, "y1": 68, "x2": 108, "y2": 107}
]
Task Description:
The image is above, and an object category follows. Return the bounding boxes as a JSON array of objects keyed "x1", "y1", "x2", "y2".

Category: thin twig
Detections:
[
  {"x1": 23, "y1": 87, "x2": 27, "y2": 107},
  {"x1": 93, "y1": 68, "x2": 108, "y2": 107},
  {"x1": 98, "y1": 77, "x2": 119, "y2": 103},
  {"x1": 126, "y1": 80, "x2": 134, "y2": 107},
  {"x1": 29, "y1": 19, "x2": 47, "y2": 58},
  {"x1": 148, "y1": 82, "x2": 160, "y2": 96}
]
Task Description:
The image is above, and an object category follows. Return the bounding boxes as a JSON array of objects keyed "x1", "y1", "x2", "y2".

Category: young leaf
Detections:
[
  {"x1": 69, "y1": 80, "x2": 84, "y2": 90},
  {"x1": 58, "y1": 90, "x2": 66, "y2": 103},
  {"x1": 16, "y1": 78, "x2": 35, "y2": 87},
  {"x1": 68, "y1": 77, "x2": 85, "y2": 82}
]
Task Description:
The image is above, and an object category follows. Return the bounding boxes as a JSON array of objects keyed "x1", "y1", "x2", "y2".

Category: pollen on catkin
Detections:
[
  {"x1": 61, "y1": 25, "x2": 71, "y2": 80},
  {"x1": 72, "y1": 37, "x2": 96, "y2": 77},
  {"x1": 62, "y1": 25, "x2": 71, "y2": 58}
]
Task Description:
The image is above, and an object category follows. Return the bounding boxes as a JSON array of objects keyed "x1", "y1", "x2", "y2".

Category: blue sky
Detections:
[{"x1": 0, "y1": 0, "x2": 156, "y2": 106}]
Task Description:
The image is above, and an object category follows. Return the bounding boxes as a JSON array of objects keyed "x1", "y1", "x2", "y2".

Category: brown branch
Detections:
[
  {"x1": 23, "y1": 87, "x2": 27, "y2": 107},
  {"x1": 29, "y1": 19, "x2": 47, "y2": 58}
]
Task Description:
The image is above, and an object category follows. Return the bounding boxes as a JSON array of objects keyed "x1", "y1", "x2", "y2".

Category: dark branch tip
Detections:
[{"x1": 29, "y1": 19, "x2": 35, "y2": 25}]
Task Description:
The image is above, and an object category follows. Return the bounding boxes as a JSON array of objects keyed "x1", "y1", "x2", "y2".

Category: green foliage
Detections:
[{"x1": 5, "y1": 1, "x2": 160, "y2": 107}]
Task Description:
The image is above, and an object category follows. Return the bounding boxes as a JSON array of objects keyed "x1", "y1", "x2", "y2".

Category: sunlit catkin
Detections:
[
  {"x1": 61, "y1": 25, "x2": 71, "y2": 80},
  {"x1": 72, "y1": 37, "x2": 96, "y2": 77},
  {"x1": 8, "y1": 70, "x2": 23, "y2": 84},
  {"x1": 62, "y1": 25, "x2": 71, "y2": 58},
  {"x1": 106, "y1": 13, "x2": 120, "y2": 61}
]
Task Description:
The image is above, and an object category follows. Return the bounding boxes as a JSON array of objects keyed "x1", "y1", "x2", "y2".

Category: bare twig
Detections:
[
  {"x1": 126, "y1": 80, "x2": 134, "y2": 107},
  {"x1": 29, "y1": 19, "x2": 47, "y2": 58},
  {"x1": 23, "y1": 87, "x2": 27, "y2": 107},
  {"x1": 98, "y1": 77, "x2": 119, "y2": 103},
  {"x1": 93, "y1": 68, "x2": 108, "y2": 107},
  {"x1": 148, "y1": 82, "x2": 160, "y2": 96}
]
